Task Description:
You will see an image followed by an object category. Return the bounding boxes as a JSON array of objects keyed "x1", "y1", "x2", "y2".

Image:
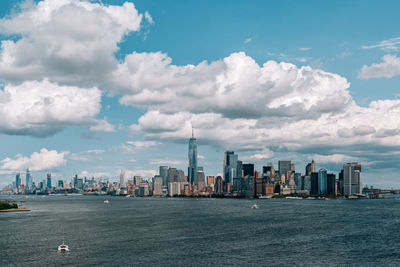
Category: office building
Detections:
[
  {"x1": 15, "y1": 173, "x2": 21, "y2": 190},
  {"x1": 119, "y1": 170, "x2": 125, "y2": 188},
  {"x1": 310, "y1": 172, "x2": 318, "y2": 195},
  {"x1": 305, "y1": 160, "x2": 316, "y2": 176},
  {"x1": 243, "y1": 163, "x2": 254, "y2": 177},
  {"x1": 188, "y1": 130, "x2": 198, "y2": 184},
  {"x1": 159, "y1": 166, "x2": 169, "y2": 186},
  {"x1": 47, "y1": 173, "x2": 52, "y2": 189},
  {"x1": 318, "y1": 169, "x2": 327, "y2": 194},
  {"x1": 327, "y1": 173, "x2": 336, "y2": 195},
  {"x1": 278, "y1": 160, "x2": 291, "y2": 182},
  {"x1": 25, "y1": 169, "x2": 32, "y2": 190},
  {"x1": 223, "y1": 151, "x2": 238, "y2": 186},
  {"x1": 153, "y1": 176, "x2": 163, "y2": 196},
  {"x1": 343, "y1": 163, "x2": 362, "y2": 196}
]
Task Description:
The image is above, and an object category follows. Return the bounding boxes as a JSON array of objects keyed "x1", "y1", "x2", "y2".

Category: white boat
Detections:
[
  {"x1": 104, "y1": 200, "x2": 109, "y2": 204},
  {"x1": 58, "y1": 242, "x2": 69, "y2": 252},
  {"x1": 251, "y1": 203, "x2": 259, "y2": 209}
]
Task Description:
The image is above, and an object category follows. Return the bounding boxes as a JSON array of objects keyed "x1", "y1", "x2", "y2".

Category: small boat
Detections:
[
  {"x1": 58, "y1": 242, "x2": 69, "y2": 252},
  {"x1": 104, "y1": 200, "x2": 109, "y2": 204},
  {"x1": 251, "y1": 203, "x2": 259, "y2": 209}
]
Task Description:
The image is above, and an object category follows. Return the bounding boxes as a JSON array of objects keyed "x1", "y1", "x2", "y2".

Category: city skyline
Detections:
[{"x1": 1, "y1": 0, "x2": 400, "y2": 188}]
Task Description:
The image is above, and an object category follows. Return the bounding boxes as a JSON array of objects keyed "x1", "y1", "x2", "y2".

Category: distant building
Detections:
[
  {"x1": 15, "y1": 173, "x2": 21, "y2": 190},
  {"x1": 58, "y1": 180, "x2": 64, "y2": 188},
  {"x1": 139, "y1": 182, "x2": 149, "y2": 197},
  {"x1": 215, "y1": 176, "x2": 223, "y2": 194},
  {"x1": 188, "y1": 130, "x2": 198, "y2": 184},
  {"x1": 243, "y1": 163, "x2": 254, "y2": 178},
  {"x1": 305, "y1": 160, "x2": 316, "y2": 176},
  {"x1": 278, "y1": 160, "x2": 291, "y2": 182},
  {"x1": 153, "y1": 176, "x2": 163, "y2": 196},
  {"x1": 263, "y1": 163, "x2": 275, "y2": 177},
  {"x1": 223, "y1": 151, "x2": 238, "y2": 186},
  {"x1": 343, "y1": 163, "x2": 362, "y2": 196},
  {"x1": 25, "y1": 169, "x2": 32, "y2": 190},
  {"x1": 318, "y1": 169, "x2": 327, "y2": 194},
  {"x1": 303, "y1": 175, "x2": 311, "y2": 193},
  {"x1": 310, "y1": 172, "x2": 319, "y2": 195},
  {"x1": 119, "y1": 170, "x2": 125, "y2": 188},
  {"x1": 327, "y1": 173, "x2": 336, "y2": 195},
  {"x1": 159, "y1": 166, "x2": 169, "y2": 186},
  {"x1": 47, "y1": 173, "x2": 52, "y2": 189}
]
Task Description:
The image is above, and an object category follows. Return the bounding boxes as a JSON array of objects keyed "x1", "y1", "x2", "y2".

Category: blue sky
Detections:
[{"x1": 0, "y1": 0, "x2": 400, "y2": 188}]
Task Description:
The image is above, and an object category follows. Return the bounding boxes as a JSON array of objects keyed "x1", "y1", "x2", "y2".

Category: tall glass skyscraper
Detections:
[
  {"x1": 223, "y1": 151, "x2": 238, "y2": 185},
  {"x1": 318, "y1": 168, "x2": 327, "y2": 194},
  {"x1": 25, "y1": 169, "x2": 31, "y2": 190},
  {"x1": 188, "y1": 130, "x2": 198, "y2": 184}
]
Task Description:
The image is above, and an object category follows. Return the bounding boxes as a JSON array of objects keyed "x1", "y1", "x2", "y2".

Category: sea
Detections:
[{"x1": 1, "y1": 195, "x2": 400, "y2": 266}]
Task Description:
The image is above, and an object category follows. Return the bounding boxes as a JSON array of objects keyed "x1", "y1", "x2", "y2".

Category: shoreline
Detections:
[{"x1": 0, "y1": 207, "x2": 30, "y2": 212}]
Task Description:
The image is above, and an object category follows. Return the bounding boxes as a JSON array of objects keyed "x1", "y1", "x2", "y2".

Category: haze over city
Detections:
[{"x1": 1, "y1": 0, "x2": 400, "y2": 188}]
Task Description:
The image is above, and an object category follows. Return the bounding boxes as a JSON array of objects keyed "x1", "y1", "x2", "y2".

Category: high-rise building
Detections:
[
  {"x1": 223, "y1": 151, "x2": 238, "y2": 186},
  {"x1": 188, "y1": 130, "x2": 198, "y2": 184},
  {"x1": 73, "y1": 174, "x2": 78, "y2": 188},
  {"x1": 305, "y1": 160, "x2": 316, "y2": 176},
  {"x1": 243, "y1": 163, "x2": 254, "y2": 178},
  {"x1": 318, "y1": 169, "x2": 327, "y2": 194},
  {"x1": 263, "y1": 163, "x2": 275, "y2": 176},
  {"x1": 159, "y1": 166, "x2": 169, "y2": 186},
  {"x1": 215, "y1": 176, "x2": 223, "y2": 194},
  {"x1": 58, "y1": 180, "x2": 64, "y2": 188},
  {"x1": 310, "y1": 172, "x2": 319, "y2": 195},
  {"x1": 47, "y1": 173, "x2": 52, "y2": 189},
  {"x1": 25, "y1": 169, "x2": 32, "y2": 190},
  {"x1": 15, "y1": 173, "x2": 21, "y2": 189},
  {"x1": 327, "y1": 173, "x2": 336, "y2": 195},
  {"x1": 343, "y1": 163, "x2": 362, "y2": 196},
  {"x1": 153, "y1": 176, "x2": 163, "y2": 196},
  {"x1": 119, "y1": 170, "x2": 125, "y2": 188},
  {"x1": 278, "y1": 160, "x2": 291, "y2": 181}
]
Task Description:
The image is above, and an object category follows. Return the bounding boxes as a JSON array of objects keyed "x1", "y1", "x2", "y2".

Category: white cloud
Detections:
[
  {"x1": 362, "y1": 37, "x2": 400, "y2": 51},
  {"x1": 0, "y1": 79, "x2": 101, "y2": 137},
  {"x1": 312, "y1": 154, "x2": 359, "y2": 164},
  {"x1": 299, "y1": 47, "x2": 311, "y2": 51},
  {"x1": 0, "y1": 148, "x2": 68, "y2": 172},
  {"x1": 244, "y1": 37, "x2": 252, "y2": 44},
  {"x1": 144, "y1": 11, "x2": 154, "y2": 24},
  {"x1": 89, "y1": 118, "x2": 116, "y2": 132},
  {"x1": 0, "y1": 0, "x2": 143, "y2": 85},
  {"x1": 120, "y1": 140, "x2": 160, "y2": 154},
  {"x1": 359, "y1": 54, "x2": 400, "y2": 79}
]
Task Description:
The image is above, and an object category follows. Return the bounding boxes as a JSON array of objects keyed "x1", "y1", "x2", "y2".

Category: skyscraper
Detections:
[
  {"x1": 310, "y1": 172, "x2": 319, "y2": 195},
  {"x1": 327, "y1": 173, "x2": 336, "y2": 195},
  {"x1": 343, "y1": 163, "x2": 362, "y2": 196},
  {"x1": 223, "y1": 151, "x2": 238, "y2": 186},
  {"x1": 278, "y1": 160, "x2": 291, "y2": 182},
  {"x1": 159, "y1": 166, "x2": 169, "y2": 186},
  {"x1": 243, "y1": 163, "x2": 254, "y2": 177},
  {"x1": 47, "y1": 173, "x2": 52, "y2": 189},
  {"x1": 25, "y1": 169, "x2": 31, "y2": 190},
  {"x1": 305, "y1": 160, "x2": 316, "y2": 176},
  {"x1": 119, "y1": 170, "x2": 125, "y2": 188},
  {"x1": 318, "y1": 168, "x2": 327, "y2": 194},
  {"x1": 188, "y1": 130, "x2": 198, "y2": 184},
  {"x1": 15, "y1": 173, "x2": 21, "y2": 189}
]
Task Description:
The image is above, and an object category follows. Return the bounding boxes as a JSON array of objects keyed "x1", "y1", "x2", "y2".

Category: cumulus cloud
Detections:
[
  {"x1": 359, "y1": 54, "x2": 400, "y2": 79},
  {"x1": 144, "y1": 11, "x2": 154, "y2": 24},
  {"x1": 120, "y1": 140, "x2": 160, "y2": 153},
  {"x1": 0, "y1": 148, "x2": 67, "y2": 173},
  {"x1": 0, "y1": 0, "x2": 143, "y2": 86},
  {"x1": 89, "y1": 118, "x2": 116, "y2": 132},
  {"x1": 79, "y1": 170, "x2": 112, "y2": 178},
  {"x1": 0, "y1": 79, "x2": 101, "y2": 137},
  {"x1": 117, "y1": 52, "x2": 352, "y2": 120}
]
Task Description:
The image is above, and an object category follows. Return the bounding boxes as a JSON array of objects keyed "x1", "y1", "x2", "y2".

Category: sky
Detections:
[{"x1": 0, "y1": 0, "x2": 400, "y2": 188}]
